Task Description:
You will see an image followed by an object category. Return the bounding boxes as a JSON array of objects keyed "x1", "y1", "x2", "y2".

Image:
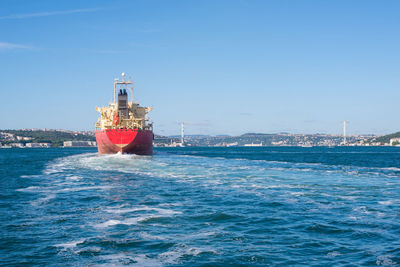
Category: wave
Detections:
[
  {"x1": 16, "y1": 186, "x2": 46, "y2": 192},
  {"x1": 97, "y1": 244, "x2": 217, "y2": 266},
  {"x1": 100, "y1": 253, "x2": 163, "y2": 267},
  {"x1": 34, "y1": 152, "x2": 400, "y2": 209},
  {"x1": 96, "y1": 206, "x2": 182, "y2": 228},
  {"x1": 57, "y1": 185, "x2": 113, "y2": 193},
  {"x1": 376, "y1": 255, "x2": 398, "y2": 266},
  {"x1": 54, "y1": 239, "x2": 86, "y2": 250},
  {"x1": 30, "y1": 193, "x2": 56, "y2": 206},
  {"x1": 157, "y1": 245, "x2": 207, "y2": 264},
  {"x1": 95, "y1": 215, "x2": 170, "y2": 228},
  {"x1": 105, "y1": 206, "x2": 182, "y2": 215},
  {"x1": 46, "y1": 151, "x2": 400, "y2": 182},
  {"x1": 378, "y1": 200, "x2": 394, "y2": 205}
]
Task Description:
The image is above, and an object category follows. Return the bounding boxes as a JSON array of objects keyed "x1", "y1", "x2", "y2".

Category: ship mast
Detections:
[
  {"x1": 114, "y1": 73, "x2": 134, "y2": 104},
  {"x1": 96, "y1": 73, "x2": 152, "y2": 131}
]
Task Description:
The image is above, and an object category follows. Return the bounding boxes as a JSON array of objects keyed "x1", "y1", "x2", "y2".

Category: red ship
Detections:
[{"x1": 95, "y1": 73, "x2": 153, "y2": 155}]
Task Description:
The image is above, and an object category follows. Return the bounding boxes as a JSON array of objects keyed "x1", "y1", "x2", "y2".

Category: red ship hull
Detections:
[{"x1": 95, "y1": 129, "x2": 153, "y2": 155}]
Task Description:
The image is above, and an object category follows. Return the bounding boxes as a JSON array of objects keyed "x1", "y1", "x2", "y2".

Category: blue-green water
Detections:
[{"x1": 1, "y1": 147, "x2": 400, "y2": 266}]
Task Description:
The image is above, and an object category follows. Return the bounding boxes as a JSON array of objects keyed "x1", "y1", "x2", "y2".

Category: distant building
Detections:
[
  {"x1": 16, "y1": 136, "x2": 32, "y2": 141},
  {"x1": 272, "y1": 141, "x2": 284, "y2": 145},
  {"x1": 214, "y1": 142, "x2": 238, "y2": 147},
  {"x1": 0, "y1": 132, "x2": 15, "y2": 141},
  {"x1": 390, "y1": 138, "x2": 400, "y2": 146},
  {"x1": 10, "y1": 143, "x2": 24, "y2": 148},
  {"x1": 63, "y1": 141, "x2": 96, "y2": 147},
  {"x1": 244, "y1": 142, "x2": 263, "y2": 147},
  {"x1": 225, "y1": 142, "x2": 238, "y2": 147},
  {"x1": 164, "y1": 141, "x2": 184, "y2": 147},
  {"x1": 26, "y1": 143, "x2": 51, "y2": 148}
]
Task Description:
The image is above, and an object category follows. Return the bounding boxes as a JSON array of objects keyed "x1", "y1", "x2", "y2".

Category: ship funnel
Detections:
[
  {"x1": 114, "y1": 72, "x2": 133, "y2": 104},
  {"x1": 118, "y1": 89, "x2": 129, "y2": 119}
]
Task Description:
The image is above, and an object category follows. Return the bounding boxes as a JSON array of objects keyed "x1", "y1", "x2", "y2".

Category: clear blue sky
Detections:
[{"x1": 1, "y1": 0, "x2": 399, "y2": 136}]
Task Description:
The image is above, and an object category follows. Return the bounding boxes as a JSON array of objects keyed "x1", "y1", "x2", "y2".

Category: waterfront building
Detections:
[
  {"x1": 244, "y1": 142, "x2": 263, "y2": 147},
  {"x1": 26, "y1": 143, "x2": 51, "y2": 148},
  {"x1": 10, "y1": 143, "x2": 24, "y2": 148},
  {"x1": 390, "y1": 138, "x2": 400, "y2": 146},
  {"x1": 63, "y1": 141, "x2": 97, "y2": 147}
]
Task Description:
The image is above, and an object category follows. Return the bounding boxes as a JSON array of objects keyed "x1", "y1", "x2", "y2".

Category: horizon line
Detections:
[{"x1": 0, "y1": 128, "x2": 386, "y2": 137}]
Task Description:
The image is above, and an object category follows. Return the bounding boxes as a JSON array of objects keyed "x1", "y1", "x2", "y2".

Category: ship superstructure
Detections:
[{"x1": 95, "y1": 73, "x2": 154, "y2": 155}]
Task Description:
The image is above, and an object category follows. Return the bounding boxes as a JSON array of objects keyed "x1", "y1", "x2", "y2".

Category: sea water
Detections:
[{"x1": 1, "y1": 147, "x2": 400, "y2": 266}]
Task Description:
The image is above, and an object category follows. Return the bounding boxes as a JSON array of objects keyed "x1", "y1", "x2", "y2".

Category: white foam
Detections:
[
  {"x1": 76, "y1": 246, "x2": 101, "y2": 254},
  {"x1": 353, "y1": 206, "x2": 371, "y2": 215},
  {"x1": 95, "y1": 219, "x2": 123, "y2": 228},
  {"x1": 327, "y1": 251, "x2": 341, "y2": 257},
  {"x1": 376, "y1": 255, "x2": 397, "y2": 266},
  {"x1": 43, "y1": 160, "x2": 69, "y2": 174},
  {"x1": 138, "y1": 232, "x2": 166, "y2": 241},
  {"x1": 95, "y1": 209, "x2": 179, "y2": 228},
  {"x1": 30, "y1": 193, "x2": 56, "y2": 206},
  {"x1": 289, "y1": 192, "x2": 305, "y2": 196},
  {"x1": 158, "y1": 250, "x2": 185, "y2": 264},
  {"x1": 105, "y1": 206, "x2": 182, "y2": 215},
  {"x1": 99, "y1": 253, "x2": 136, "y2": 266},
  {"x1": 133, "y1": 254, "x2": 163, "y2": 267},
  {"x1": 376, "y1": 212, "x2": 386, "y2": 218},
  {"x1": 381, "y1": 167, "x2": 400, "y2": 171},
  {"x1": 158, "y1": 245, "x2": 215, "y2": 264},
  {"x1": 16, "y1": 186, "x2": 45, "y2": 192},
  {"x1": 186, "y1": 231, "x2": 217, "y2": 239},
  {"x1": 378, "y1": 200, "x2": 393, "y2": 205},
  {"x1": 339, "y1": 195, "x2": 357, "y2": 200},
  {"x1": 66, "y1": 175, "x2": 82, "y2": 181},
  {"x1": 58, "y1": 185, "x2": 113, "y2": 192},
  {"x1": 94, "y1": 216, "x2": 149, "y2": 228},
  {"x1": 158, "y1": 202, "x2": 181, "y2": 207},
  {"x1": 100, "y1": 253, "x2": 162, "y2": 267},
  {"x1": 20, "y1": 175, "x2": 41, "y2": 179},
  {"x1": 42, "y1": 153, "x2": 96, "y2": 175},
  {"x1": 54, "y1": 239, "x2": 86, "y2": 250}
]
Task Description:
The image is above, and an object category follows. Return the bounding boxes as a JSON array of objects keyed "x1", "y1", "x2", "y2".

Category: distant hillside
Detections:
[
  {"x1": 154, "y1": 132, "x2": 366, "y2": 147},
  {"x1": 374, "y1": 132, "x2": 400, "y2": 144},
  {"x1": 241, "y1": 133, "x2": 274, "y2": 136},
  {"x1": 0, "y1": 130, "x2": 95, "y2": 147},
  {"x1": 167, "y1": 134, "x2": 212, "y2": 139}
]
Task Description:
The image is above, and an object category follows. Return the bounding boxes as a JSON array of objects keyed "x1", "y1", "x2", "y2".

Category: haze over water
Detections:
[{"x1": 1, "y1": 147, "x2": 400, "y2": 266}]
